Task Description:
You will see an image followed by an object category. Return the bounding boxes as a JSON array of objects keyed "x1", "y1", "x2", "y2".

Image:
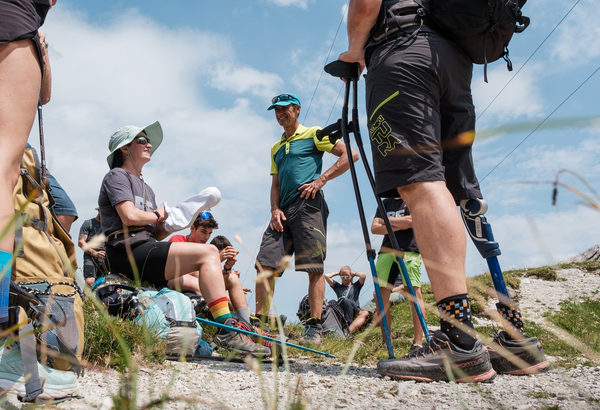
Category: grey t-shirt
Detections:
[{"x1": 98, "y1": 168, "x2": 157, "y2": 234}]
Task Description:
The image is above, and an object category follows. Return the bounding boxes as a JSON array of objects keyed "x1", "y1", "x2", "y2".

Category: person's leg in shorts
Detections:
[
  {"x1": 254, "y1": 226, "x2": 290, "y2": 319},
  {"x1": 292, "y1": 192, "x2": 328, "y2": 323},
  {"x1": 401, "y1": 251, "x2": 424, "y2": 346},
  {"x1": 366, "y1": 32, "x2": 479, "y2": 352},
  {"x1": 349, "y1": 297, "x2": 375, "y2": 333},
  {"x1": 372, "y1": 252, "x2": 401, "y2": 341}
]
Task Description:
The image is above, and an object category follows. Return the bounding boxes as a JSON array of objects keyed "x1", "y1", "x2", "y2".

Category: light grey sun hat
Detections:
[{"x1": 106, "y1": 121, "x2": 163, "y2": 168}]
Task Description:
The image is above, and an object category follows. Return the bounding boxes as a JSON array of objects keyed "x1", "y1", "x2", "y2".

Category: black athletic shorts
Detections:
[
  {"x1": 106, "y1": 240, "x2": 171, "y2": 288},
  {"x1": 0, "y1": 0, "x2": 47, "y2": 71},
  {"x1": 256, "y1": 191, "x2": 329, "y2": 275},
  {"x1": 365, "y1": 29, "x2": 482, "y2": 201}
]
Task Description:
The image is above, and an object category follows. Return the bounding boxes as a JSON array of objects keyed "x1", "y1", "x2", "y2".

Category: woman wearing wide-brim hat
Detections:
[{"x1": 98, "y1": 121, "x2": 268, "y2": 356}]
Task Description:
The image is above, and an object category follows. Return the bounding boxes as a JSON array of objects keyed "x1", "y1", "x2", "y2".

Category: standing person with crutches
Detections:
[{"x1": 338, "y1": 0, "x2": 548, "y2": 382}]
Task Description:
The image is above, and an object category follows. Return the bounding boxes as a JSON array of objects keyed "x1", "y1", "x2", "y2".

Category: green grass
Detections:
[
  {"x1": 83, "y1": 298, "x2": 165, "y2": 370},
  {"x1": 83, "y1": 262, "x2": 600, "y2": 375}
]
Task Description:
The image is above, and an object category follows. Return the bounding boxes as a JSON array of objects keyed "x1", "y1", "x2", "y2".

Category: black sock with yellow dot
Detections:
[
  {"x1": 496, "y1": 302, "x2": 524, "y2": 335},
  {"x1": 437, "y1": 293, "x2": 476, "y2": 350}
]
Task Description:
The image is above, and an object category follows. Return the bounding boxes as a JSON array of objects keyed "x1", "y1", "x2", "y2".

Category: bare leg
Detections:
[
  {"x1": 0, "y1": 39, "x2": 42, "y2": 252},
  {"x1": 308, "y1": 272, "x2": 325, "y2": 320},
  {"x1": 255, "y1": 268, "x2": 275, "y2": 316},
  {"x1": 56, "y1": 214, "x2": 76, "y2": 233},
  {"x1": 397, "y1": 181, "x2": 467, "y2": 302},
  {"x1": 224, "y1": 273, "x2": 249, "y2": 311},
  {"x1": 164, "y1": 242, "x2": 225, "y2": 303},
  {"x1": 167, "y1": 273, "x2": 203, "y2": 296},
  {"x1": 373, "y1": 287, "x2": 392, "y2": 341},
  {"x1": 349, "y1": 309, "x2": 370, "y2": 333},
  {"x1": 411, "y1": 287, "x2": 425, "y2": 345}
]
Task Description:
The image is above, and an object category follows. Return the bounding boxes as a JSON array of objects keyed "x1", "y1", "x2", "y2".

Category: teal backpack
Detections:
[{"x1": 135, "y1": 288, "x2": 212, "y2": 357}]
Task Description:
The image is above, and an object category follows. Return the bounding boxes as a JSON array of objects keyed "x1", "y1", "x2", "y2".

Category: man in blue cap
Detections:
[{"x1": 255, "y1": 93, "x2": 358, "y2": 345}]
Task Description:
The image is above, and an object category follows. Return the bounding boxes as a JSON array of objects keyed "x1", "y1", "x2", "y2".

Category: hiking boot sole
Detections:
[
  {"x1": 492, "y1": 358, "x2": 550, "y2": 375},
  {"x1": 0, "y1": 377, "x2": 78, "y2": 401},
  {"x1": 382, "y1": 367, "x2": 496, "y2": 383},
  {"x1": 377, "y1": 342, "x2": 496, "y2": 383}
]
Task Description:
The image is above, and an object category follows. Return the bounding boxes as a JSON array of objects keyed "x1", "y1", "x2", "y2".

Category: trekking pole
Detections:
[
  {"x1": 196, "y1": 317, "x2": 336, "y2": 358},
  {"x1": 37, "y1": 95, "x2": 47, "y2": 180},
  {"x1": 316, "y1": 61, "x2": 395, "y2": 359}
]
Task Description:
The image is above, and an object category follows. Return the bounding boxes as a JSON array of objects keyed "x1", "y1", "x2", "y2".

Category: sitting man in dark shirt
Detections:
[{"x1": 324, "y1": 266, "x2": 366, "y2": 324}]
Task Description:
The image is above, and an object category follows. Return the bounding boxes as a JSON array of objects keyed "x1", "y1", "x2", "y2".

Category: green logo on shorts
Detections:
[{"x1": 370, "y1": 114, "x2": 403, "y2": 157}]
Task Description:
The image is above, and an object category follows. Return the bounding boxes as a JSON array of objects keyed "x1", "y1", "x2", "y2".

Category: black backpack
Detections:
[
  {"x1": 369, "y1": 0, "x2": 530, "y2": 82},
  {"x1": 321, "y1": 300, "x2": 350, "y2": 339},
  {"x1": 417, "y1": 0, "x2": 530, "y2": 80}
]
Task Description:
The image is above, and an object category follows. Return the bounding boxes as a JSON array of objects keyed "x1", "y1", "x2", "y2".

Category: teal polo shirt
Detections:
[{"x1": 270, "y1": 125, "x2": 337, "y2": 209}]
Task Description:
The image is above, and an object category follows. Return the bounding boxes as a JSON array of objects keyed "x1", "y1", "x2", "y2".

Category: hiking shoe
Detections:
[
  {"x1": 212, "y1": 318, "x2": 271, "y2": 357},
  {"x1": 299, "y1": 318, "x2": 323, "y2": 346},
  {"x1": 377, "y1": 330, "x2": 496, "y2": 383},
  {"x1": 488, "y1": 331, "x2": 550, "y2": 375},
  {"x1": 236, "y1": 320, "x2": 282, "y2": 349},
  {"x1": 0, "y1": 340, "x2": 78, "y2": 402},
  {"x1": 250, "y1": 314, "x2": 287, "y2": 329}
]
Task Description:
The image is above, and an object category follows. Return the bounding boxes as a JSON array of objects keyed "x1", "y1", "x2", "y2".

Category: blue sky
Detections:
[{"x1": 36, "y1": 0, "x2": 600, "y2": 320}]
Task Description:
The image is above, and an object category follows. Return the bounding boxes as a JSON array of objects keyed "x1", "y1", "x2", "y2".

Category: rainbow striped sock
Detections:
[{"x1": 208, "y1": 297, "x2": 232, "y2": 323}]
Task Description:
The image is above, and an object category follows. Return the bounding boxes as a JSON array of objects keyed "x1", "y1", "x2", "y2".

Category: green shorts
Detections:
[{"x1": 375, "y1": 251, "x2": 422, "y2": 288}]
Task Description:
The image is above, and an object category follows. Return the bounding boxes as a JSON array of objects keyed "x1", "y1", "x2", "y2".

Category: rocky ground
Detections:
[{"x1": 3, "y1": 248, "x2": 600, "y2": 409}]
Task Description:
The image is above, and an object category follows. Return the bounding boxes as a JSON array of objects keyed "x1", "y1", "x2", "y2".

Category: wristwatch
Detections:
[{"x1": 153, "y1": 210, "x2": 161, "y2": 221}]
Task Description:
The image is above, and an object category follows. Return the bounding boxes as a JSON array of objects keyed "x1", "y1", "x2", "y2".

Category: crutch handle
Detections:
[
  {"x1": 324, "y1": 60, "x2": 360, "y2": 80},
  {"x1": 316, "y1": 120, "x2": 341, "y2": 141}
]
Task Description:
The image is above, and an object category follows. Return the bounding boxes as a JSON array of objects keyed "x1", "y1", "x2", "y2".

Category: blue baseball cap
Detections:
[{"x1": 267, "y1": 93, "x2": 301, "y2": 110}]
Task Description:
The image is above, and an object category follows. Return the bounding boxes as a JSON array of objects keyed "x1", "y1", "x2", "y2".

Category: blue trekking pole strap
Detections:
[
  {"x1": 196, "y1": 317, "x2": 336, "y2": 358},
  {"x1": 0, "y1": 251, "x2": 12, "y2": 323},
  {"x1": 394, "y1": 255, "x2": 430, "y2": 341}
]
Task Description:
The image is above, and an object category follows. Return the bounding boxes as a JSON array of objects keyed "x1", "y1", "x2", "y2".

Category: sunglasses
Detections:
[
  {"x1": 341, "y1": 274, "x2": 350, "y2": 279},
  {"x1": 199, "y1": 211, "x2": 212, "y2": 219},
  {"x1": 134, "y1": 136, "x2": 150, "y2": 145},
  {"x1": 271, "y1": 94, "x2": 296, "y2": 104}
]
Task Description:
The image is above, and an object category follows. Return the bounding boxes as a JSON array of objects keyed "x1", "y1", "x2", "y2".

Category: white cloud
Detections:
[
  {"x1": 473, "y1": 64, "x2": 544, "y2": 123},
  {"x1": 209, "y1": 63, "x2": 283, "y2": 99},
  {"x1": 550, "y1": 0, "x2": 600, "y2": 64},
  {"x1": 264, "y1": 0, "x2": 313, "y2": 9}
]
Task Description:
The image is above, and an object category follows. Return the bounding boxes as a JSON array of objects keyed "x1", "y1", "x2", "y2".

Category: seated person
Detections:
[
  {"x1": 324, "y1": 266, "x2": 366, "y2": 325},
  {"x1": 78, "y1": 208, "x2": 108, "y2": 286},
  {"x1": 99, "y1": 121, "x2": 268, "y2": 356},
  {"x1": 168, "y1": 217, "x2": 252, "y2": 325},
  {"x1": 349, "y1": 279, "x2": 406, "y2": 334}
]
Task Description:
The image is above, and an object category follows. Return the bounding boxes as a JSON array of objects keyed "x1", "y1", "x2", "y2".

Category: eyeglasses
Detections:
[
  {"x1": 134, "y1": 136, "x2": 150, "y2": 145},
  {"x1": 199, "y1": 211, "x2": 212, "y2": 219},
  {"x1": 271, "y1": 94, "x2": 295, "y2": 104}
]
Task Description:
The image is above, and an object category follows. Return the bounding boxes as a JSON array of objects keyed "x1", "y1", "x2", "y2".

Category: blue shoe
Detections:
[{"x1": 0, "y1": 339, "x2": 78, "y2": 402}]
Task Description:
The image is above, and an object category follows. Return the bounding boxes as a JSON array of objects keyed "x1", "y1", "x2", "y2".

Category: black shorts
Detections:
[
  {"x1": 0, "y1": 0, "x2": 47, "y2": 71},
  {"x1": 365, "y1": 29, "x2": 482, "y2": 201},
  {"x1": 256, "y1": 191, "x2": 329, "y2": 274},
  {"x1": 106, "y1": 240, "x2": 171, "y2": 288},
  {"x1": 83, "y1": 256, "x2": 108, "y2": 279}
]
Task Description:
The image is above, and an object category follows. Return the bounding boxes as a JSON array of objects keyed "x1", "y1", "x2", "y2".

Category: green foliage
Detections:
[
  {"x1": 548, "y1": 297, "x2": 600, "y2": 354},
  {"x1": 83, "y1": 298, "x2": 165, "y2": 370},
  {"x1": 521, "y1": 266, "x2": 558, "y2": 281}
]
